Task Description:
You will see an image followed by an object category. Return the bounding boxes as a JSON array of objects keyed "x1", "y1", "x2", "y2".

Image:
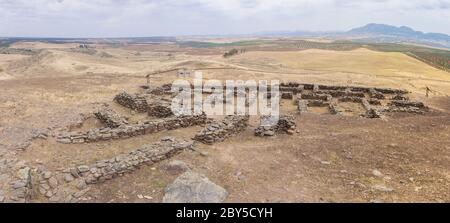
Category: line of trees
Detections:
[{"x1": 223, "y1": 48, "x2": 247, "y2": 58}]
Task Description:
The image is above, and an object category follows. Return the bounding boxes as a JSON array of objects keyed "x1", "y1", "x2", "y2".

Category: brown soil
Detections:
[{"x1": 0, "y1": 41, "x2": 449, "y2": 203}]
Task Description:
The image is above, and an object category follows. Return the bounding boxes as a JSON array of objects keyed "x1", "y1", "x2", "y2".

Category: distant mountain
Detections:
[
  {"x1": 253, "y1": 23, "x2": 450, "y2": 49},
  {"x1": 347, "y1": 23, "x2": 450, "y2": 42},
  {"x1": 348, "y1": 23, "x2": 422, "y2": 37},
  {"x1": 347, "y1": 23, "x2": 450, "y2": 47}
]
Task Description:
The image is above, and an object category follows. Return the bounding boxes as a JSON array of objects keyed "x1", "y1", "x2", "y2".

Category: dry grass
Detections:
[
  {"x1": 225, "y1": 48, "x2": 450, "y2": 96},
  {"x1": 1, "y1": 40, "x2": 449, "y2": 203}
]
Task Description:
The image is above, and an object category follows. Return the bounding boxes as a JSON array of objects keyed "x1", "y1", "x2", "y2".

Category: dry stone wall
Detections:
[
  {"x1": 114, "y1": 92, "x2": 148, "y2": 112},
  {"x1": 147, "y1": 84, "x2": 173, "y2": 95},
  {"x1": 9, "y1": 167, "x2": 34, "y2": 202},
  {"x1": 193, "y1": 115, "x2": 249, "y2": 144},
  {"x1": 94, "y1": 106, "x2": 128, "y2": 128},
  {"x1": 285, "y1": 82, "x2": 426, "y2": 118},
  {"x1": 280, "y1": 82, "x2": 408, "y2": 95},
  {"x1": 281, "y1": 92, "x2": 294, "y2": 99},
  {"x1": 386, "y1": 100, "x2": 429, "y2": 114},
  {"x1": 57, "y1": 114, "x2": 208, "y2": 144},
  {"x1": 69, "y1": 137, "x2": 193, "y2": 185},
  {"x1": 148, "y1": 101, "x2": 174, "y2": 118},
  {"x1": 255, "y1": 115, "x2": 296, "y2": 137}
]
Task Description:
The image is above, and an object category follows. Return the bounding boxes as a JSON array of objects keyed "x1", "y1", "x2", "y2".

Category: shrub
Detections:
[{"x1": 223, "y1": 48, "x2": 239, "y2": 58}]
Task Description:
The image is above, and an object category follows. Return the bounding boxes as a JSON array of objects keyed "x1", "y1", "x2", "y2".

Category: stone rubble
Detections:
[
  {"x1": 392, "y1": 94, "x2": 409, "y2": 101},
  {"x1": 114, "y1": 92, "x2": 148, "y2": 112},
  {"x1": 362, "y1": 99, "x2": 383, "y2": 119},
  {"x1": 193, "y1": 115, "x2": 249, "y2": 144},
  {"x1": 94, "y1": 106, "x2": 128, "y2": 128},
  {"x1": 57, "y1": 114, "x2": 208, "y2": 144},
  {"x1": 9, "y1": 167, "x2": 33, "y2": 202},
  {"x1": 162, "y1": 171, "x2": 228, "y2": 203},
  {"x1": 281, "y1": 92, "x2": 294, "y2": 99},
  {"x1": 255, "y1": 115, "x2": 297, "y2": 137},
  {"x1": 70, "y1": 137, "x2": 193, "y2": 185},
  {"x1": 369, "y1": 88, "x2": 386, "y2": 99},
  {"x1": 284, "y1": 82, "x2": 425, "y2": 118},
  {"x1": 385, "y1": 100, "x2": 429, "y2": 114},
  {"x1": 147, "y1": 83, "x2": 173, "y2": 95},
  {"x1": 148, "y1": 100, "x2": 174, "y2": 118},
  {"x1": 5, "y1": 137, "x2": 192, "y2": 203}
]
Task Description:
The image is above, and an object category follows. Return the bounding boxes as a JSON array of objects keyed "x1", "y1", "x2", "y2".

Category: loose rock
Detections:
[
  {"x1": 163, "y1": 171, "x2": 228, "y2": 203},
  {"x1": 162, "y1": 160, "x2": 190, "y2": 175}
]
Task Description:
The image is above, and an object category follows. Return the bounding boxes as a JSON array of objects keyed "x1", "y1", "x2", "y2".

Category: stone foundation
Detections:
[
  {"x1": 255, "y1": 115, "x2": 296, "y2": 137},
  {"x1": 69, "y1": 137, "x2": 192, "y2": 185},
  {"x1": 369, "y1": 88, "x2": 385, "y2": 99},
  {"x1": 57, "y1": 114, "x2": 208, "y2": 144},
  {"x1": 147, "y1": 84, "x2": 173, "y2": 95},
  {"x1": 114, "y1": 92, "x2": 148, "y2": 112},
  {"x1": 300, "y1": 92, "x2": 331, "y2": 101},
  {"x1": 308, "y1": 100, "x2": 330, "y2": 107},
  {"x1": 298, "y1": 100, "x2": 309, "y2": 113},
  {"x1": 94, "y1": 106, "x2": 128, "y2": 128},
  {"x1": 385, "y1": 100, "x2": 428, "y2": 114},
  {"x1": 338, "y1": 96, "x2": 364, "y2": 103},
  {"x1": 389, "y1": 100, "x2": 426, "y2": 109},
  {"x1": 193, "y1": 115, "x2": 249, "y2": 144},
  {"x1": 392, "y1": 94, "x2": 409, "y2": 101},
  {"x1": 285, "y1": 82, "x2": 426, "y2": 118},
  {"x1": 281, "y1": 92, "x2": 294, "y2": 99},
  {"x1": 148, "y1": 100, "x2": 174, "y2": 118}
]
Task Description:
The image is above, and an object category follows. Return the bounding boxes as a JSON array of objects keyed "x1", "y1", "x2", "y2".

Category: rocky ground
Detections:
[{"x1": 0, "y1": 42, "x2": 449, "y2": 203}]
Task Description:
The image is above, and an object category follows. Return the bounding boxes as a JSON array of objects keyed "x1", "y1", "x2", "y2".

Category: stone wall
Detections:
[
  {"x1": 9, "y1": 167, "x2": 34, "y2": 202},
  {"x1": 308, "y1": 100, "x2": 330, "y2": 107},
  {"x1": 68, "y1": 137, "x2": 192, "y2": 185},
  {"x1": 297, "y1": 99, "x2": 308, "y2": 113},
  {"x1": 280, "y1": 82, "x2": 409, "y2": 95},
  {"x1": 369, "y1": 88, "x2": 385, "y2": 99},
  {"x1": 374, "y1": 87, "x2": 408, "y2": 94},
  {"x1": 386, "y1": 100, "x2": 429, "y2": 114},
  {"x1": 338, "y1": 96, "x2": 364, "y2": 103},
  {"x1": 289, "y1": 82, "x2": 425, "y2": 118},
  {"x1": 255, "y1": 115, "x2": 296, "y2": 137},
  {"x1": 281, "y1": 92, "x2": 294, "y2": 99},
  {"x1": 326, "y1": 90, "x2": 365, "y2": 98},
  {"x1": 193, "y1": 115, "x2": 249, "y2": 144},
  {"x1": 148, "y1": 100, "x2": 174, "y2": 118},
  {"x1": 147, "y1": 84, "x2": 173, "y2": 95},
  {"x1": 57, "y1": 114, "x2": 208, "y2": 144},
  {"x1": 392, "y1": 94, "x2": 409, "y2": 101},
  {"x1": 7, "y1": 137, "x2": 192, "y2": 203},
  {"x1": 328, "y1": 100, "x2": 339, "y2": 115},
  {"x1": 114, "y1": 92, "x2": 148, "y2": 112},
  {"x1": 389, "y1": 100, "x2": 426, "y2": 109},
  {"x1": 300, "y1": 92, "x2": 331, "y2": 101},
  {"x1": 94, "y1": 106, "x2": 128, "y2": 128},
  {"x1": 361, "y1": 99, "x2": 383, "y2": 118}
]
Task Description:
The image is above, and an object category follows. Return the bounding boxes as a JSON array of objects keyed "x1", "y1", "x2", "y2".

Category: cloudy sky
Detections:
[{"x1": 0, "y1": 0, "x2": 449, "y2": 37}]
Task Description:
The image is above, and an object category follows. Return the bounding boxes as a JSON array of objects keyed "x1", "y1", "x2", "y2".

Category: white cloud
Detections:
[{"x1": 0, "y1": 0, "x2": 448, "y2": 37}]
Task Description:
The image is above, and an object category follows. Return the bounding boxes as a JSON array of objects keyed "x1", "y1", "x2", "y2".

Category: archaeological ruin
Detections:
[{"x1": 2, "y1": 80, "x2": 431, "y2": 203}]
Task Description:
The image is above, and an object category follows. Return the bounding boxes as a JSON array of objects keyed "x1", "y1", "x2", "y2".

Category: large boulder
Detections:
[
  {"x1": 162, "y1": 171, "x2": 228, "y2": 203},
  {"x1": 161, "y1": 160, "x2": 190, "y2": 175}
]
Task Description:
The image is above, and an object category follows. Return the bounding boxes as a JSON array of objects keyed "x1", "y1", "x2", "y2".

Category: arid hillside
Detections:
[{"x1": 0, "y1": 39, "x2": 449, "y2": 203}]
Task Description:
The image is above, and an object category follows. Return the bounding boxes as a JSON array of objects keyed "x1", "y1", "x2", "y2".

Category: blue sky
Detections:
[{"x1": 0, "y1": 0, "x2": 449, "y2": 37}]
